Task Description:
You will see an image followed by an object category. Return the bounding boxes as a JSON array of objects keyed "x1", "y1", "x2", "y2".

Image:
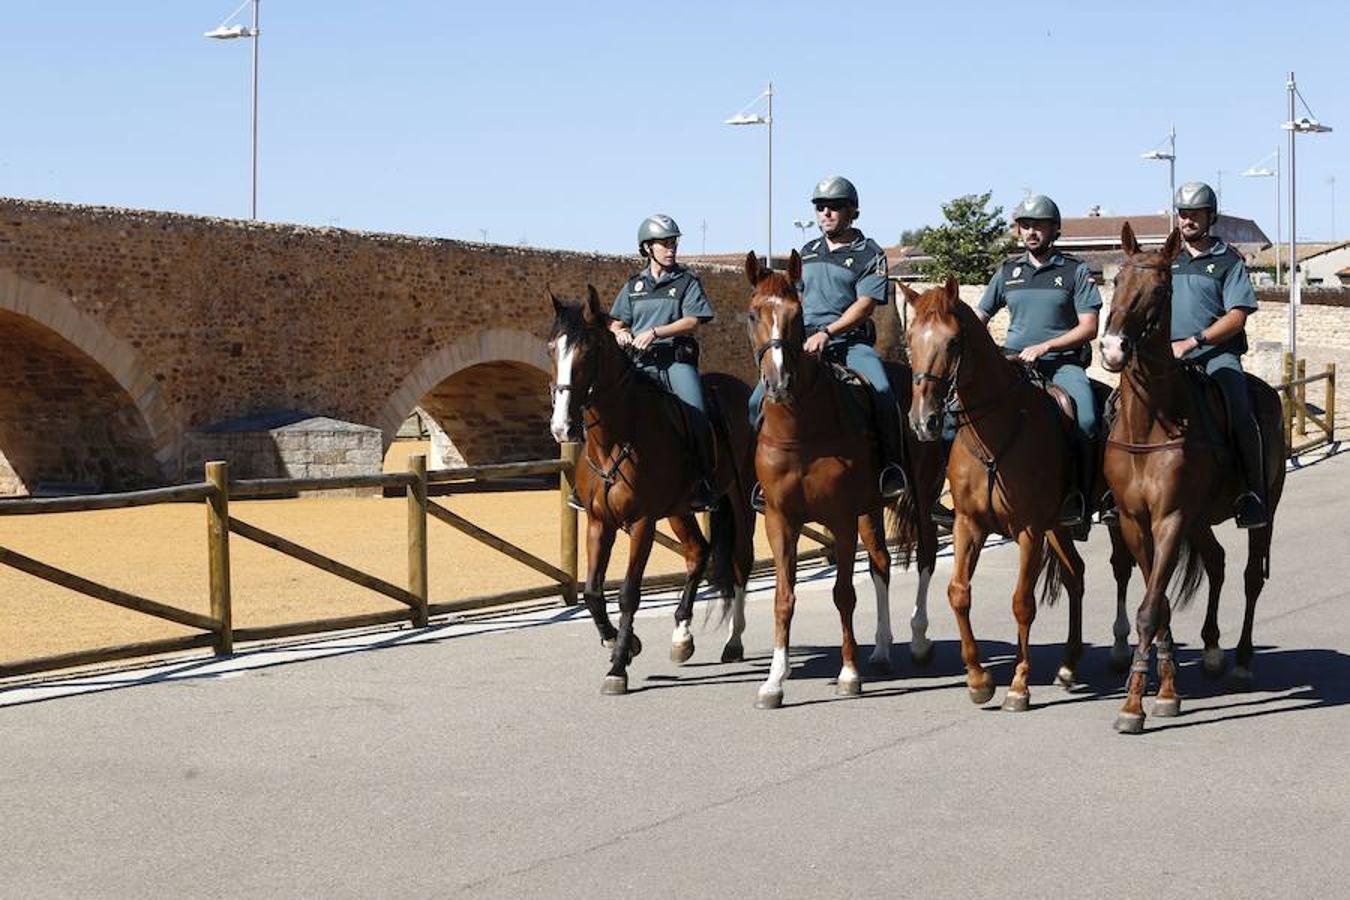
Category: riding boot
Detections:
[
  {"x1": 875, "y1": 400, "x2": 909, "y2": 501},
  {"x1": 1067, "y1": 434, "x2": 1095, "y2": 541},
  {"x1": 748, "y1": 418, "x2": 767, "y2": 514},
  {"x1": 1233, "y1": 418, "x2": 1270, "y2": 529},
  {"x1": 688, "y1": 421, "x2": 719, "y2": 513},
  {"x1": 930, "y1": 439, "x2": 955, "y2": 530}
]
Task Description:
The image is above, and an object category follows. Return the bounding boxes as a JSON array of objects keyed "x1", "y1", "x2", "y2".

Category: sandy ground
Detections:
[{"x1": 1, "y1": 441, "x2": 783, "y2": 665}]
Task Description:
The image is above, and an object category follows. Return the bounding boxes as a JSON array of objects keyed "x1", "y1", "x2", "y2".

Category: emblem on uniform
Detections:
[
  {"x1": 1013, "y1": 266, "x2": 1022, "y2": 278},
  {"x1": 633, "y1": 280, "x2": 644, "y2": 292},
  {"x1": 668, "y1": 287, "x2": 677, "y2": 297},
  {"x1": 1054, "y1": 276, "x2": 1063, "y2": 287},
  {"x1": 1206, "y1": 263, "x2": 1215, "y2": 274},
  {"x1": 844, "y1": 257, "x2": 854, "y2": 267}
]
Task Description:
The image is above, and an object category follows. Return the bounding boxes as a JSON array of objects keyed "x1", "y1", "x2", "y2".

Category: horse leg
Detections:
[
  {"x1": 720, "y1": 479, "x2": 755, "y2": 663},
  {"x1": 1001, "y1": 530, "x2": 1044, "y2": 712},
  {"x1": 1108, "y1": 525, "x2": 1135, "y2": 673},
  {"x1": 859, "y1": 509, "x2": 894, "y2": 675},
  {"x1": 910, "y1": 508, "x2": 939, "y2": 666},
  {"x1": 831, "y1": 518, "x2": 863, "y2": 696},
  {"x1": 756, "y1": 510, "x2": 799, "y2": 709},
  {"x1": 1047, "y1": 528, "x2": 1086, "y2": 688},
  {"x1": 948, "y1": 515, "x2": 992, "y2": 704},
  {"x1": 583, "y1": 515, "x2": 619, "y2": 648},
  {"x1": 1191, "y1": 524, "x2": 1227, "y2": 676},
  {"x1": 666, "y1": 514, "x2": 709, "y2": 665},
  {"x1": 1234, "y1": 525, "x2": 1273, "y2": 684},
  {"x1": 721, "y1": 583, "x2": 748, "y2": 664},
  {"x1": 1116, "y1": 513, "x2": 1183, "y2": 734},
  {"x1": 601, "y1": 517, "x2": 656, "y2": 696}
]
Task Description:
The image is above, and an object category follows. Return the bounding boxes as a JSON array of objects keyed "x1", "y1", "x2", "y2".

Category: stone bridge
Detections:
[{"x1": 1, "y1": 199, "x2": 910, "y2": 496}]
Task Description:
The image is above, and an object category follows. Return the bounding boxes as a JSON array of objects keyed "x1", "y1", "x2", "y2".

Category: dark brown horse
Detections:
[
  {"x1": 903, "y1": 277, "x2": 1132, "y2": 711},
  {"x1": 1099, "y1": 223, "x2": 1286, "y2": 734},
  {"x1": 549, "y1": 288, "x2": 757, "y2": 695},
  {"x1": 745, "y1": 251, "x2": 941, "y2": 709}
]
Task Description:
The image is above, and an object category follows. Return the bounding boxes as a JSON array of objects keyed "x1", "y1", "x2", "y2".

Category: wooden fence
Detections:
[
  {"x1": 1278, "y1": 352, "x2": 1337, "y2": 456},
  {"x1": 0, "y1": 445, "x2": 836, "y2": 680}
]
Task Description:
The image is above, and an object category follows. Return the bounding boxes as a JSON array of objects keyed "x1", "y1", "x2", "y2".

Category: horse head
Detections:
[
  {"x1": 899, "y1": 275, "x2": 963, "y2": 442},
  {"x1": 1100, "y1": 222, "x2": 1182, "y2": 372},
  {"x1": 744, "y1": 249, "x2": 804, "y2": 405},
  {"x1": 548, "y1": 285, "x2": 614, "y2": 443}
]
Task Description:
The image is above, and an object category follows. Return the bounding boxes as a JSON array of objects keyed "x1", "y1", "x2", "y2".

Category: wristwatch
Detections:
[{"x1": 1192, "y1": 332, "x2": 1209, "y2": 347}]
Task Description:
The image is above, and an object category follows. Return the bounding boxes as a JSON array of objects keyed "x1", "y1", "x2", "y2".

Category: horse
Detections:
[
  {"x1": 745, "y1": 250, "x2": 941, "y2": 709},
  {"x1": 548, "y1": 287, "x2": 757, "y2": 695},
  {"x1": 1099, "y1": 223, "x2": 1286, "y2": 734},
  {"x1": 902, "y1": 276, "x2": 1132, "y2": 711}
]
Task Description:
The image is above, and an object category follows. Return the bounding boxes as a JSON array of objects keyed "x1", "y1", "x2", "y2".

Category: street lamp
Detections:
[
  {"x1": 724, "y1": 82, "x2": 773, "y2": 267},
  {"x1": 1141, "y1": 124, "x2": 1177, "y2": 231},
  {"x1": 1242, "y1": 148, "x2": 1281, "y2": 285},
  {"x1": 205, "y1": 0, "x2": 261, "y2": 220},
  {"x1": 792, "y1": 218, "x2": 815, "y2": 242},
  {"x1": 1282, "y1": 72, "x2": 1333, "y2": 362}
]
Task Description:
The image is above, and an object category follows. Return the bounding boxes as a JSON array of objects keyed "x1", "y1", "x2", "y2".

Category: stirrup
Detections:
[
  {"x1": 567, "y1": 489, "x2": 585, "y2": 512},
  {"x1": 1057, "y1": 491, "x2": 1086, "y2": 527},
  {"x1": 931, "y1": 500, "x2": 955, "y2": 530},
  {"x1": 1234, "y1": 492, "x2": 1268, "y2": 530},
  {"x1": 1097, "y1": 492, "x2": 1119, "y2": 526},
  {"x1": 689, "y1": 480, "x2": 719, "y2": 513},
  {"x1": 878, "y1": 463, "x2": 908, "y2": 500},
  {"x1": 750, "y1": 482, "x2": 766, "y2": 515}
]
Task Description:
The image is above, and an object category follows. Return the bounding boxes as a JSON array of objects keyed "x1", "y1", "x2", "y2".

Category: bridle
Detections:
[{"x1": 911, "y1": 335, "x2": 964, "y2": 420}]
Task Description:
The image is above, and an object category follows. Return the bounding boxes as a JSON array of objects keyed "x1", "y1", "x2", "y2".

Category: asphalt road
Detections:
[{"x1": 2, "y1": 450, "x2": 1347, "y2": 899}]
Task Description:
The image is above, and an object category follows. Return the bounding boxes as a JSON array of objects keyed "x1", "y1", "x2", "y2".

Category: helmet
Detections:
[
  {"x1": 811, "y1": 175, "x2": 859, "y2": 207},
  {"x1": 1174, "y1": 181, "x2": 1218, "y2": 215},
  {"x1": 1011, "y1": 194, "x2": 1062, "y2": 227},
  {"x1": 637, "y1": 214, "x2": 681, "y2": 246}
]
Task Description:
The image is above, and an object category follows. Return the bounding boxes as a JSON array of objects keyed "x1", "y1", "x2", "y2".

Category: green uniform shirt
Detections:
[
  {"x1": 610, "y1": 265, "x2": 714, "y2": 344},
  {"x1": 798, "y1": 231, "x2": 889, "y2": 341},
  {"x1": 978, "y1": 251, "x2": 1101, "y2": 359},
  {"x1": 1169, "y1": 238, "x2": 1257, "y2": 359}
]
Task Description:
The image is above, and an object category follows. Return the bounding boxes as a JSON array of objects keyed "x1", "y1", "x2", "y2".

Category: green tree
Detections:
[
  {"x1": 916, "y1": 191, "x2": 1015, "y2": 284},
  {"x1": 897, "y1": 227, "x2": 925, "y2": 246}
]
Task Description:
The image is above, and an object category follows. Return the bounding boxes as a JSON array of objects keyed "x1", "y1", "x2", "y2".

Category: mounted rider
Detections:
[
  {"x1": 1165, "y1": 181, "x2": 1267, "y2": 528},
  {"x1": 598, "y1": 214, "x2": 718, "y2": 512},
  {"x1": 932, "y1": 193, "x2": 1102, "y2": 531},
  {"x1": 748, "y1": 175, "x2": 908, "y2": 512}
]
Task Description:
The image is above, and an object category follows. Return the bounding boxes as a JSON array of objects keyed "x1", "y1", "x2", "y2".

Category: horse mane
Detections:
[
  {"x1": 752, "y1": 270, "x2": 797, "y2": 302},
  {"x1": 549, "y1": 299, "x2": 609, "y2": 348}
]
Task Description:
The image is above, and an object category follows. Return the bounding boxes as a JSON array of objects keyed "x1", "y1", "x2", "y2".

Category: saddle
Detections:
[{"x1": 820, "y1": 346, "x2": 883, "y2": 439}]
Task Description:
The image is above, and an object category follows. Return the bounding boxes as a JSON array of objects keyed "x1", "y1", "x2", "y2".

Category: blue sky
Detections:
[{"x1": 1, "y1": 1, "x2": 1344, "y2": 253}]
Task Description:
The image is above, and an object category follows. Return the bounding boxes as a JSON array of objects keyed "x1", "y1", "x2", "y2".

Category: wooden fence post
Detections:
[
  {"x1": 408, "y1": 454, "x2": 429, "y2": 627},
  {"x1": 559, "y1": 442, "x2": 580, "y2": 605},
  {"x1": 1281, "y1": 352, "x2": 1294, "y2": 453},
  {"x1": 205, "y1": 461, "x2": 233, "y2": 655},
  {"x1": 1327, "y1": 363, "x2": 1337, "y2": 444},
  {"x1": 1296, "y1": 358, "x2": 1307, "y2": 436}
]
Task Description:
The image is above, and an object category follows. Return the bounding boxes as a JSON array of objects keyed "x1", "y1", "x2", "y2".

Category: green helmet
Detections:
[
  {"x1": 1012, "y1": 194, "x2": 1062, "y2": 227},
  {"x1": 1174, "y1": 181, "x2": 1218, "y2": 214},
  {"x1": 811, "y1": 175, "x2": 859, "y2": 207}
]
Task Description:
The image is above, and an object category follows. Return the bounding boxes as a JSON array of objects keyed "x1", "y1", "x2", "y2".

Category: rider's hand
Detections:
[
  {"x1": 1018, "y1": 342, "x2": 1051, "y2": 363},
  {"x1": 1170, "y1": 337, "x2": 1197, "y2": 359},
  {"x1": 632, "y1": 328, "x2": 658, "y2": 351},
  {"x1": 615, "y1": 329, "x2": 634, "y2": 348},
  {"x1": 804, "y1": 330, "x2": 830, "y2": 356}
]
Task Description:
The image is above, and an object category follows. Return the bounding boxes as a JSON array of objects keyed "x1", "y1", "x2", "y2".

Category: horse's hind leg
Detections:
[
  {"x1": 602, "y1": 517, "x2": 657, "y2": 696},
  {"x1": 831, "y1": 517, "x2": 863, "y2": 696},
  {"x1": 1191, "y1": 524, "x2": 1227, "y2": 676},
  {"x1": 859, "y1": 509, "x2": 894, "y2": 675},
  {"x1": 1234, "y1": 525, "x2": 1273, "y2": 684},
  {"x1": 1108, "y1": 525, "x2": 1135, "y2": 673},
  {"x1": 721, "y1": 485, "x2": 755, "y2": 663},
  {"x1": 583, "y1": 516, "x2": 619, "y2": 648},
  {"x1": 666, "y1": 514, "x2": 709, "y2": 665},
  {"x1": 910, "y1": 507, "x2": 939, "y2": 666},
  {"x1": 1047, "y1": 528, "x2": 1086, "y2": 688}
]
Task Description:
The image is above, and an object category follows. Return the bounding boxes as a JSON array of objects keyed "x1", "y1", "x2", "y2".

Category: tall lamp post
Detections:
[
  {"x1": 792, "y1": 218, "x2": 815, "y2": 242},
  {"x1": 1283, "y1": 71, "x2": 1333, "y2": 362},
  {"x1": 205, "y1": 0, "x2": 261, "y2": 220},
  {"x1": 1241, "y1": 148, "x2": 1281, "y2": 285},
  {"x1": 1141, "y1": 124, "x2": 1177, "y2": 230},
  {"x1": 724, "y1": 82, "x2": 773, "y2": 267}
]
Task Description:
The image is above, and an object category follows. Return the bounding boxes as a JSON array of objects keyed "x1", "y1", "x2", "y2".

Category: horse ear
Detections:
[
  {"x1": 583, "y1": 284, "x2": 604, "y2": 322},
  {"x1": 550, "y1": 290, "x2": 563, "y2": 315},
  {"x1": 744, "y1": 251, "x2": 761, "y2": 286},
  {"x1": 787, "y1": 249, "x2": 802, "y2": 283},
  {"x1": 1121, "y1": 221, "x2": 1139, "y2": 256},
  {"x1": 1161, "y1": 227, "x2": 1183, "y2": 262},
  {"x1": 897, "y1": 281, "x2": 920, "y2": 305},
  {"x1": 944, "y1": 274, "x2": 959, "y2": 300}
]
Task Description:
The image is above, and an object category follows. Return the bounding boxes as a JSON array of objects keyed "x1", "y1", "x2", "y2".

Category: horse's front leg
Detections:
[
  {"x1": 859, "y1": 509, "x2": 894, "y2": 675},
  {"x1": 948, "y1": 513, "x2": 992, "y2": 704},
  {"x1": 1001, "y1": 529, "x2": 1044, "y2": 711},
  {"x1": 1108, "y1": 524, "x2": 1135, "y2": 673},
  {"x1": 1116, "y1": 512, "x2": 1183, "y2": 734},
  {"x1": 756, "y1": 508, "x2": 799, "y2": 709},
  {"x1": 666, "y1": 513, "x2": 709, "y2": 665},
  {"x1": 601, "y1": 516, "x2": 657, "y2": 696},
  {"x1": 831, "y1": 516, "x2": 863, "y2": 696},
  {"x1": 583, "y1": 514, "x2": 619, "y2": 648}
]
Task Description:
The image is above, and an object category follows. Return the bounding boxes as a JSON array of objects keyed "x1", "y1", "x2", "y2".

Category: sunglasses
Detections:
[{"x1": 814, "y1": 201, "x2": 847, "y2": 212}]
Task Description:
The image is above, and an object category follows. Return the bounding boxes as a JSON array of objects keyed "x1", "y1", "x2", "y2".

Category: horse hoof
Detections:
[
  {"x1": 836, "y1": 678, "x2": 862, "y2": 697},
  {"x1": 754, "y1": 689, "x2": 784, "y2": 710},
  {"x1": 1202, "y1": 647, "x2": 1227, "y2": 676},
  {"x1": 1109, "y1": 646, "x2": 1131, "y2": 674},
  {"x1": 600, "y1": 675, "x2": 628, "y2": 696},
  {"x1": 1152, "y1": 697, "x2": 1181, "y2": 717},
  {"x1": 1232, "y1": 665, "x2": 1254, "y2": 685},
  {"x1": 866, "y1": 655, "x2": 893, "y2": 676},
  {"x1": 1001, "y1": 691, "x2": 1030, "y2": 712},
  {"x1": 1055, "y1": 666, "x2": 1076, "y2": 689},
  {"x1": 670, "y1": 640, "x2": 694, "y2": 665},
  {"x1": 968, "y1": 684, "x2": 996, "y2": 705},
  {"x1": 1113, "y1": 712, "x2": 1145, "y2": 734},
  {"x1": 720, "y1": 641, "x2": 744, "y2": 664},
  {"x1": 910, "y1": 644, "x2": 934, "y2": 668}
]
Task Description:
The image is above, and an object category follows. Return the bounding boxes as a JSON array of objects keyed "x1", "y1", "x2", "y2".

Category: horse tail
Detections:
[
  {"x1": 884, "y1": 490, "x2": 919, "y2": 571},
  {"x1": 1169, "y1": 538, "x2": 1206, "y2": 611},
  {"x1": 1038, "y1": 536, "x2": 1066, "y2": 607},
  {"x1": 704, "y1": 500, "x2": 738, "y2": 624}
]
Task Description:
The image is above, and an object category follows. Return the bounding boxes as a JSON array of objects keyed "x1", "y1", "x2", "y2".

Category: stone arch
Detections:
[{"x1": 379, "y1": 329, "x2": 555, "y2": 466}]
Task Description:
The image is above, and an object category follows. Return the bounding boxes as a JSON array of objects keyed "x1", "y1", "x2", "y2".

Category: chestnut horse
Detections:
[
  {"x1": 1099, "y1": 223, "x2": 1286, "y2": 734},
  {"x1": 549, "y1": 288, "x2": 757, "y2": 695},
  {"x1": 745, "y1": 250, "x2": 941, "y2": 709},
  {"x1": 903, "y1": 277, "x2": 1131, "y2": 711}
]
